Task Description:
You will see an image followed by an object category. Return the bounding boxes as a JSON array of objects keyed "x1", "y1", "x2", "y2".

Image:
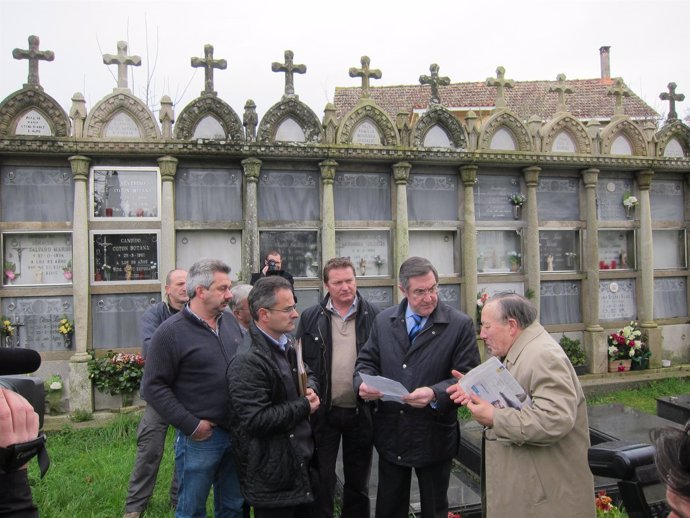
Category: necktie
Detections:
[{"x1": 409, "y1": 314, "x2": 423, "y2": 342}]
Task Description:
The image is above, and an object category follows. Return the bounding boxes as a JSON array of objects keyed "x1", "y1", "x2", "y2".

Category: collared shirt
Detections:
[
  {"x1": 405, "y1": 306, "x2": 428, "y2": 335},
  {"x1": 184, "y1": 305, "x2": 223, "y2": 335},
  {"x1": 326, "y1": 295, "x2": 358, "y2": 321},
  {"x1": 256, "y1": 325, "x2": 289, "y2": 352}
]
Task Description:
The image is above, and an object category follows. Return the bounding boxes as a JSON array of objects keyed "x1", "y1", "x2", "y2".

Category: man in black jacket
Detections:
[
  {"x1": 297, "y1": 257, "x2": 379, "y2": 518},
  {"x1": 226, "y1": 276, "x2": 320, "y2": 518},
  {"x1": 355, "y1": 256, "x2": 480, "y2": 518}
]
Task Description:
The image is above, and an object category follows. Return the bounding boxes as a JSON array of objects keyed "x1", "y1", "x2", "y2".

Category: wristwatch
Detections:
[{"x1": 0, "y1": 433, "x2": 50, "y2": 477}]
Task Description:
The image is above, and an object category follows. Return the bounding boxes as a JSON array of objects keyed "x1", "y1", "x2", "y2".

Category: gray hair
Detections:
[
  {"x1": 489, "y1": 292, "x2": 537, "y2": 329},
  {"x1": 398, "y1": 256, "x2": 438, "y2": 290},
  {"x1": 248, "y1": 276, "x2": 292, "y2": 321},
  {"x1": 186, "y1": 259, "x2": 231, "y2": 298},
  {"x1": 229, "y1": 283, "x2": 252, "y2": 311}
]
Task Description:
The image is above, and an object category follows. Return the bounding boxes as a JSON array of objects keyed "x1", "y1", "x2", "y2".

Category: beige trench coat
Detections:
[{"x1": 483, "y1": 322, "x2": 596, "y2": 518}]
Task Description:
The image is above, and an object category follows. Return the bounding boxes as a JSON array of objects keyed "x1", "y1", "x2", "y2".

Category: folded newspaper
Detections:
[{"x1": 459, "y1": 356, "x2": 531, "y2": 410}]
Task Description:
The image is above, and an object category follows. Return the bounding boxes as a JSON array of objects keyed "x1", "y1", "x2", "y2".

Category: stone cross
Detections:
[
  {"x1": 349, "y1": 56, "x2": 382, "y2": 99},
  {"x1": 659, "y1": 82, "x2": 685, "y2": 122},
  {"x1": 486, "y1": 66, "x2": 514, "y2": 109},
  {"x1": 549, "y1": 73, "x2": 573, "y2": 113},
  {"x1": 191, "y1": 44, "x2": 227, "y2": 96},
  {"x1": 607, "y1": 78, "x2": 631, "y2": 116},
  {"x1": 12, "y1": 35, "x2": 54, "y2": 88},
  {"x1": 419, "y1": 63, "x2": 450, "y2": 105},
  {"x1": 103, "y1": 41, "x2": 141, "y2": 90},
  {"x1": 271, "y1": 50, "x2": 306, "y2": 97}
]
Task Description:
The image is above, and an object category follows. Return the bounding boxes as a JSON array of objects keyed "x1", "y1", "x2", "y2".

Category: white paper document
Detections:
[
  {"x1": 359, "y1": 373, "x2": 410, "y2": 403},
  {"x1": 458, "y1": 356, "x2": 531, "y2": 410}
]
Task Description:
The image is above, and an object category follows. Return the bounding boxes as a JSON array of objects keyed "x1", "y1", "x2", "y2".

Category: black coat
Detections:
[
  {"x1": 296, "y1": 291, "x2": 380, "y2": 415},
  {"x1": 354, "y1": 299, "x2": 480, "y2": 467},
  {"x1": 226, "y1": 324, "x2": 319, "y2": 508}
]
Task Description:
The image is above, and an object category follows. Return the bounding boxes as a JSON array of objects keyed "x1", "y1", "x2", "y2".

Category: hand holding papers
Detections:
[
  {"x1": 359, "y1": 373, "x2": 410, "y2": 403},
  {"x1": 457, "y1": 356, "x2": 531, "y2": 410}
]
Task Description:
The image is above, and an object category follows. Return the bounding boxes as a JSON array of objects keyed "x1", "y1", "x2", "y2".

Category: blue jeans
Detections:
[{"x1": 174, "y1": 427, "x2": 243, "y2": 518}]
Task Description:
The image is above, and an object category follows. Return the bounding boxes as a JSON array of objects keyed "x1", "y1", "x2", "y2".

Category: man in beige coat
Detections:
[{"x1": 448, "y1": 292, "x2": 595, "y2": 518}]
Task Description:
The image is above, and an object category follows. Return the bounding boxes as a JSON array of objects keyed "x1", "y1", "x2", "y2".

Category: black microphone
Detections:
[{"x1": 0, "y1": 348, "x2": 41, "y2": 375}]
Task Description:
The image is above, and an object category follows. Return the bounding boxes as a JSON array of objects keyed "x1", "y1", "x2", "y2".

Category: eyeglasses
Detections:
[
  {"x1": 410, "y1": 285, "x2": 438, "y2": 298},
  {"x1": 264, "y1": 304, "x2": 298, "y2": 314}
]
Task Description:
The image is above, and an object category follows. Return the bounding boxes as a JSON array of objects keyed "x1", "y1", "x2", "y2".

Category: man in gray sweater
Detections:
[{"x1": 142, "y1": 259, "x2": 245, "y2": 518}]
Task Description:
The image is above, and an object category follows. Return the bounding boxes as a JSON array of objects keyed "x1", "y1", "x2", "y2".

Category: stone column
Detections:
[
  {"x1": 242, "y1": 158, "x2": 261, "y2": 281},
  {"x1": 522, "y1": 166, "x2": 540, "y2": 310},
  {"x1": 392, "y1": 162, "x2": 411, "y2": 303},
  {"x1": 582, "y1": 168, "x2": 605, "y2": 374},
  {"x1": 67, "y1": 155, "x2": 93, "y2": 412},
  {"x1": 157, "y1": 156, "x2": 178, "y2": 295},
  {"x1": 460, "y1": 165, "x2": 478, "y2": 318},
  {"x1": 637, "y1": 169, "x2": 661, "y2": 367},
  {"x1": 319, "y1": 160, "x2": 337, "y2": 265}
]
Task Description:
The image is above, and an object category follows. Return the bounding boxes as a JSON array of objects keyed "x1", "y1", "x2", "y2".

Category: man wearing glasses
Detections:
[
  {"x1": 226, "y1": 276, "x2": 320, "y2": 518},
  {"x1": 355, "y1": 256, "x2": 480, "y2": 518}
]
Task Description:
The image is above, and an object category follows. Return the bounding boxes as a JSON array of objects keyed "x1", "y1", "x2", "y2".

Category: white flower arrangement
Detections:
[{"x1": 622, "y1": 192, "x2": 639, "y2": 209}]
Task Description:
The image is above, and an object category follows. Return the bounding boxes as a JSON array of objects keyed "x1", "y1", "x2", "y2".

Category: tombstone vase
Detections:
[
  {"x1": 512, "y1": 205, "x2": 521, "y2": 220},
  {"x1": 608, "y1": 358, "x2": 632, "y2": 372}
]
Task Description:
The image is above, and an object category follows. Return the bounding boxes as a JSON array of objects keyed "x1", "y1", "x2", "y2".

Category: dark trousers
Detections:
[
  {"x1": 315, "y1": 406, "x2": 373, "y2": 518},
  {"x1": 253, "y1": 503, "x2": 316, "y2": 518},
  {"x1": 374, "y1": 456, "x2": 452, "y2": 518}
]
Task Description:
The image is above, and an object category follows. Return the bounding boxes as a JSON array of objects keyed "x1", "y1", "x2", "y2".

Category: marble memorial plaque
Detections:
[
  {"x1": 193, "y1": 115, "x2": 226, "y2": 139},
  {"x1": 335, "y1": 230, "x2": 389, "y2": 277},
  {"x1": 2, "y1": 297, "x2": 73, "y2": 351},
  {"x1": 423, "y1": 125, "x2": 452, "y2": 148},
  {"x1": 104, "y1": 111, "x2": 141, "y2": 138},
  {"x1": 275, "y1": 117, "x2": 306, "y2": 142},
  {"x1": 352, "y1": 120, "x2": 381, "y2": 145},
  {"x1": 597, "y1": 178, "x2": 632, "y2": 221},
  {"x1": 599, "y1": 280, "x2": 636, "y2": 321},
  {"x1": 474, "y1": 175, "x2": 520, "y2": 221},
  {"x1": 663, "y1": 138, "x2": 684, "y2": 158},
  {"x1": 176, "y1": 231, "x2": 242, "y2": 281},
  {"x1": 537, "y1": 177, "x2": 579, "y2": 220},
  {"x1": 92, "y1": 167, "x2": 160, "y2": 218},
  {"x1": 259, "y1": 231, "x2": 319, "y2": 278},
  {"x1": 92, "y1": 232, "x2": 159, "y2": 283},
  {"x1": 15, "y1": 109, "x2": 52, "y2": 136},
  {"x1": 2, "y1": 232, "x2": 72, "y2": 286},
  {"x1": 358, "y1": 287, "x2": 394, "y2": 309},
  {"x1": 552, "y1": 131, "x2": 576, "y2": 152}
]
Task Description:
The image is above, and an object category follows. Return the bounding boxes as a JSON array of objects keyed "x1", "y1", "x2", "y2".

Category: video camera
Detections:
[{"x1": 0, "y1": 348, "x2": 45, "y2": 429}]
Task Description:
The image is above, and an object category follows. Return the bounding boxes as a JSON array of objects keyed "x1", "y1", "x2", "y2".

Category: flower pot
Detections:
[
  {"x1": 608, "y1": 359, "x2": 632, "y2": 373},
  {"x1": 121, "y1": 391, "x2": 135, "y2": 408},
  {"x1": 574, "y1": 364, "x2": 588, "y2": 376},
  {"x1": 631, "y1": 357, "x2": 650, "y2": 370}
]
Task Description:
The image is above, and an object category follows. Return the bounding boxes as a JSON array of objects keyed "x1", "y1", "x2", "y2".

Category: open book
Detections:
[{"x1": 458, "y1": 356, "x2": 531, "y2": 410}]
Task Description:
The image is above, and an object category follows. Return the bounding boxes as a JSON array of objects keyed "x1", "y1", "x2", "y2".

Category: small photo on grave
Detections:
[
  {"x1": 91, "y1": 231, "x2": 159, "y2": 283},
  {"x1": 90, "y1": 166, "x2": 160, "y2": 219},
  {"x1": 2, "y1": 232, "x2": 73, "y2": 286}
]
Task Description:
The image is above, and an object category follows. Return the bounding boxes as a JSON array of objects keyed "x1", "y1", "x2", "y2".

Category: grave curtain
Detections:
[
  {"x1": 540, "y1": 281, "x2": 582, "y2": 325},
  {"x1": 1, "y1": 166, "x2": 73, "y2": 221},
  {"x1": 334, "y1": 172, "x2": 391, "y2": 221},
  {"x1": 258, "y1": 171, "x2": 320, "y2": 221},
  {"x1": 175, "y1": 168, "x2": 243, "y2": 222}
]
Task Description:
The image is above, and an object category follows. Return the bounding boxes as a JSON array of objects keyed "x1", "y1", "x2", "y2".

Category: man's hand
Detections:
[
  {"x1": 0, "y1": 388, "x2": 39, "y2": 449},
  {"x1": 402, "y1": 386, "x2": 435, "y2": 408},
  {"x1": 358, "y1": 381, "x2": 383, "y2": 402},
  {"x1": 466, "y1": 393, "x2": 495, "y2": 428},
  {"x1": 191, "y1": 419, "x2": 215, "y2": 441},
  {"x1": 447, "y1": 369, "x2": 470, "y2": 405},
  {"x1": 306, "y1": 388, "x2": 320, "y2": 414}
]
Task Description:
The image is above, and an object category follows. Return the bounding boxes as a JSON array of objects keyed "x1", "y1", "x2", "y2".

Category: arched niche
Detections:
[
  {"x1": 655, "y1": 120, "x2": 690, "y2": 158},
  {"x1": 175, "y1": 95, "x2": 243, "y2": 141},
  {"x1": 84, "y1": 91, "x2": 160, "y2": 139},
  {"x1": 600, "y1": 118, "x2": 648, "y2": 156},
  {"x1": 412, "y1": 105, "x2": 467, "y2": 149},
  {"x1": 257, "y1": 97, "x2": 322, "y2": 144},
  {"x1": 336, "y1": 101, "x2": 398, "y2": 146},
  {"x1": 541, "y1": 115, "x2": 591, "y2": 154},
  {"x1": 0, "y1": 88, "x2": 70, "y2": 137},
  {"x1": 478, "y1": 110, "x2": 531, "y2": 152}
]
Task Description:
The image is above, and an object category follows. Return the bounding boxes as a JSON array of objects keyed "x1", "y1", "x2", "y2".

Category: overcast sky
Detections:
[{"x1": 1, "y1": 0, "x2": 689, "y2": 122}]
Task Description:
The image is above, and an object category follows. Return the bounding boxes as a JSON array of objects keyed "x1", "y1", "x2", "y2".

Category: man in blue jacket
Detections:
[
  {"x1": 355, "y1": 256, "x2": 480, "y2": 518},
  {"x1": 142, "y1": 259, "x2": 244, "y2": 518},
  {"x1": 123, "y1": 269, "x2": 187, "y2": 518}
]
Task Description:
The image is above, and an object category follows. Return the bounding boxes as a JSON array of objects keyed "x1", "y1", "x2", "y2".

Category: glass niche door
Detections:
[{"x1": 477, "y1": 230, "x2": 522, "y2": 274}]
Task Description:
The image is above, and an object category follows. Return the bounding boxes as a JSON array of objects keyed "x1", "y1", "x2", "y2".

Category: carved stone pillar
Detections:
[
  {"x1": 522, "y1": 166, "x2": 540, "y2": 310},
  {"x1": 460, "y1": 165, "x2": 478, "y2": 318},
  {"x1": 582, "y1": 168, "x2": 605, "y2": 374},
  {"x1": 319, "y1": 160, "x2": 337, "y2": 266},
  {"x1": 242, "y1": 158, "x2": 261, "y2": 281},
  {"x1": 67, "y1": 155, "x2": 93, "y2": 412},
  {"x1": 157, "y1": 156, "x2": 178, "y2": 293},
  {"x1": 392, "y1": 162, "x2": 411, "y2": 303},
  {"x1": 637, "y1": 169, "x2": 661, "y2": 367}
]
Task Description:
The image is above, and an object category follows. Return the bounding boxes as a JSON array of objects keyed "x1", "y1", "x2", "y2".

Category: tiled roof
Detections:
[{"x1": 334, "y1": 78, "x2": 659, "y2": 122}]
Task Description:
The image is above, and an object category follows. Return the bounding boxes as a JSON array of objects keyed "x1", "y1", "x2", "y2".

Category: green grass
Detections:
[{"x1": 27, "y1": 378, "x2": 690, "y2": 517}]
